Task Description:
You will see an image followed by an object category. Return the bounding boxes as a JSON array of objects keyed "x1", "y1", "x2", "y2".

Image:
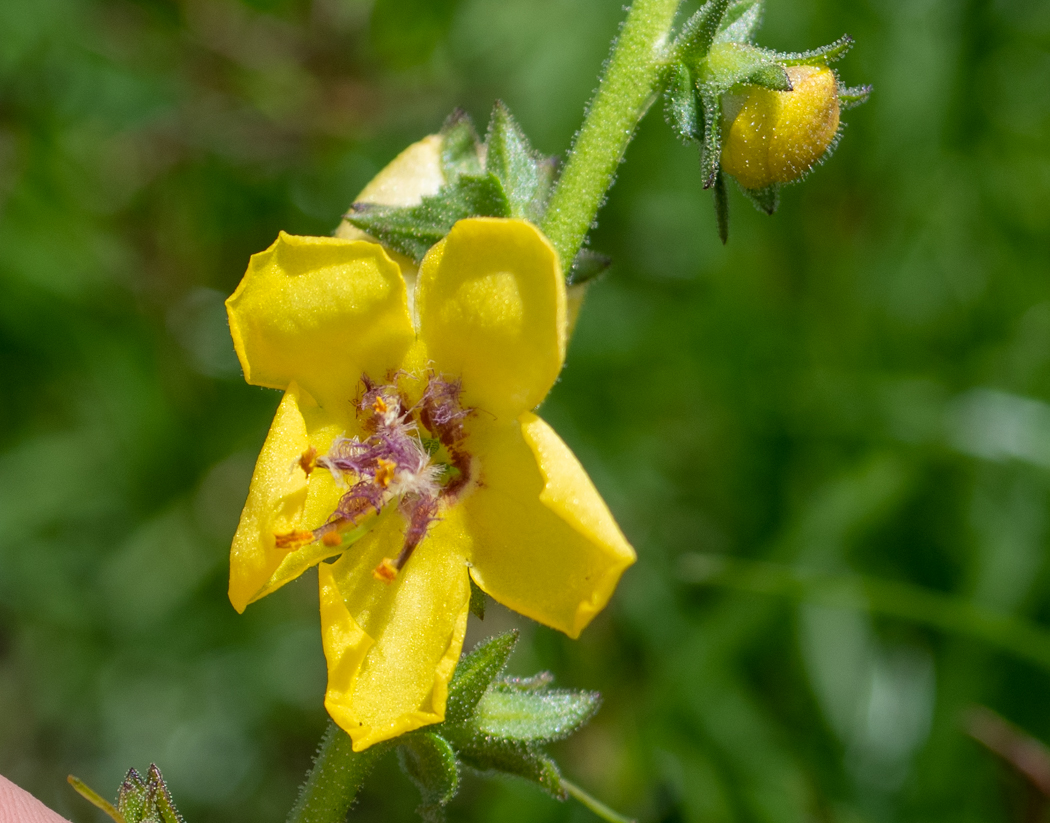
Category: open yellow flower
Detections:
[{"x1": 225, "y1": 150, "x2": 634, "y2": 751}]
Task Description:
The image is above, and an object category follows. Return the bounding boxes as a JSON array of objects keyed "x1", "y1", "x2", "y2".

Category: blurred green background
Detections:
[{"x1": 2, "y1": 0, "x2": 1050, "y2": 821}]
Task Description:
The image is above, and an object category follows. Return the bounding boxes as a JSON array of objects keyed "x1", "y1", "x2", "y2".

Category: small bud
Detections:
[{"x1": 720, "y1": 65, "x2": 840, "y2": 190}]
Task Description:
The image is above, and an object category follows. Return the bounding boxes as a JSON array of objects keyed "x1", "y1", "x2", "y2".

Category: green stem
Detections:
[
  {"x1": 286, "y1": 723, "x2": 388, "y2": 823},
  {"x1": 562, "y1": 778, "x2": 636, "y2": 823},
  {"x1": 680, "y1": 553, "x2": 1050, "y2": 671},
  {"x1": 541, "y1": 0, "x2": 683, "y2": 271}
]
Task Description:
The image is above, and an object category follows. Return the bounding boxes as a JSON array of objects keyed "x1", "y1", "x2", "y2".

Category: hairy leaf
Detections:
[
  {"x1": 485, "y1": 101, "x2": 547, "y2": 222},
  {"x1": 398, "y1": 731, "x2": 459, "y2": 821},
  {"x1": 715, "y1": 0, "x2": 764, "y2": 44},
  {"x1": 664, "y1": 63, "x2": 702, "y2": 144},
  {"x1": 453, "y1": 736, "x2": 566, "y2": 800},
  {"x1": 473, "y1": 688, "x2": 601, "y2": 742},
  {"x1": 675, "y1": 0, "x2": 734, "y2": 65},
  {"x1": 440, "y1": 109, "x2": 483, "y2": 181},
  {"x1": 567, "y1": 249, "x2": 612, "y2": 286},
  {"x1": 777, "y1": 34, "x2": 854, "y2": 66},
  {"x1": 345, "y1": 173, "x2": 510, "y2": 261},
  {"x1": 444, "y1": 631, "x2": 518, "y2": 724}
]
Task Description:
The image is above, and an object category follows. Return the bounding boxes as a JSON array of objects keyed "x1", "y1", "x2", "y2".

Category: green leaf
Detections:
[
  {"x1": 674, "y1": 0, "x2": 733, "y2": 65},
  {"x1": 485, "y1": 100, "x2": 547, "y2": 222},
  {"x1": 440, "y1": 109, "x2": 483, "y2": 181},
  {"x1": 398, "y1": 731, "x2": 459, "y2": 821},
  {"x1": 664, "y1": 63, "x2": 702, "y2": 144},
  {"x1": 714, "y1": 0, "x2": 764, "y2": 45},
  {"x1": 117, "y1": 770, "x2": 150, "y2": 823},
  {"x1": 345, "y1": 173, "x2": 511, "y2": 262},
  {"x1": 776, "y1": 34, "x2": 854, "y2": 66},
  {"x1": 444, "y1": 631, "x2": 518, "y2": 724},
  {"x1": 740, "y1": 182, "x2": 779, "y2": 215},
  {"x1": 145, "y1": 765, "x2": 184, "y2": 823},
  {"x1": 567, "y1": 249, "x2": 611, "y2": 286},
  {"x1": 839, "y1": 83, "x2": 873, "y2": 110},
  {"x1": 473, "y1": 688, "x2": 601, "y2": 742},
  {"x1": 713, "y1": 170, "x2": 729, "y2": 244},
  {"x1": 452, "y1": 736, "x2": 566, "y2": 800},
  {"x1": 468, "y1": 576, "x2": 486, "y2": 620}
]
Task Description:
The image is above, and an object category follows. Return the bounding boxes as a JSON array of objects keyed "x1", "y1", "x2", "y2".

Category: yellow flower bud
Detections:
[{"x1": 720, "y1": 65, "x2": 841, "y2": 190}]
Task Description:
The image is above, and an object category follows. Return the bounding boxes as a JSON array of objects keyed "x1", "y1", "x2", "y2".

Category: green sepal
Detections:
[
  {"x1": 567, "y1": 249, "x2": 611, "y2": 286},
  {"x1": 440, "y1": 109, "x2": 483, "y2": 182},
  {"x1": 713, "y1": 170, "x2": 730, "y2": 244},
  {"x1": 398, "y1": 731, "x2": 460, "y2": 822},
  {"x1": 345, "y1": 173, "x2": 511, "y2": 262},
  {"x1": 444, "y1": 630, "x2": 518, "y2": 724},
  {"x1": 699, "y1": 93, "x2": 722, "y2": 188},
  {"x1": 740, "y1": 182, "x2": 779, "y2": 215},
  {"x1": 674, "y1": 0, "x2": 733, "y2": 65},
  {"x1": 447, "y1": 734, "x2": 567, "y2": 800},
  {"x1": 714, "y1": 0, "x2": 764, "y2": 45},
  {"x1": 468, "y1": 576, "x2": 487, "y2": 620},
  {"x1": 484, "y1": 101, "x2": 552, "y2": 223},
  {"x1": 776, "y1": 34, "x2": 854, "y2": 67},
  {"x1": 664, "y1": 63, "x2": 703, "y2": 144},
  {"x1": 698, "y1": 42, "x2": 783, "y2": 94},
  {"x1": 839, "y1": 83, "x2": 873, "y2": 110},
  {"x1": 474, "y1": 683, "x2": 601, "y2": 742},
  {"x1": 744, "y1": 62, "x2": 792, "y2": 91},
  {"x1": 499, "y1": 671, "x2": 554, "y2": 691}
]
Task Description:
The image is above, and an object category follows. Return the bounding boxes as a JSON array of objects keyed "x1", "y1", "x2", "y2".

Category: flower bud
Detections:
[{"x1": 720, "y1": 65, "x2": 840, "y2": 190}]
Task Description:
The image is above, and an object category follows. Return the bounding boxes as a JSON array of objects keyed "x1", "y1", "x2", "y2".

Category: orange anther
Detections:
[
  {"x1": 321, "y1": 531, "x2": 342, "y2": 547},
  {"x1": 372, "y1": 558, "x2": 398, "y2": 583},
  {"x1": 375, "y1": 458, "x2": 397, "y2": 489},
  {"x1": 298, "y1": 446, "x2": 318, "y2": 476},
  {"x1": 372, "y1": 395, "x2": 389, "y2": 415},
  {"x1": 274, "y1": 530, "x2": 315, "y2": 550}
]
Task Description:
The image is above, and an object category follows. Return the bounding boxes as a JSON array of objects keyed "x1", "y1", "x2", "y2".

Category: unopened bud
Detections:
[{"x1": 720, "y1": 65, "x2": 840, "y2": 190}]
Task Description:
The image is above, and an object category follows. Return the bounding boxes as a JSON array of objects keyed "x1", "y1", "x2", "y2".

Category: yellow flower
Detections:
[
  {"x1": 720, "y1": 64, "x2": 841, "y2": 190},
  {"x1": 225, "y1": 143, "x2": 635, "y2": 752}
]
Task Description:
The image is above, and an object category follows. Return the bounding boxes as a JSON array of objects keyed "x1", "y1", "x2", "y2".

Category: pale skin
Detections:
[{"x1": 0, "y1": 775, "x2": 71, "y2": 823}]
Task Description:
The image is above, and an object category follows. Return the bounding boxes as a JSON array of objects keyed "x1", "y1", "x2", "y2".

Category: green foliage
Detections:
[
  {"x1": 345, "y1": 101, "x2": 558, "y2": 261},
  {"x1": 397, "y1": 733, "x2": 459, "y2": 822},
  {"x1": 393, "y1": 633, "x2": 612, "y2": 820},
  {"x1": 70, "y1": 765, "x2": 185, "y2": 823},
  {"x1": 3, "y1": 2, "x2": 1050, "y2": 823},
  {"x1": 444, "y1": 631, "x2": 518, "y2": 724}
]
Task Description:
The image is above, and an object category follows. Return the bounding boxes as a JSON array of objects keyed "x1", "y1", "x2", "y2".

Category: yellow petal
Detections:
[
  {"x1": 319, "y1": 510, "x2": 472, "y2": 750},
  {"x1": 417, "y1": 218, "x2": 566, "y2": 421},
  {"x1": 465, "y1": 414, "x2": 635, "y2": 638},
  {"x1": 226, "y1": 233, "x2": 414, "y2": 412},
  {"x1": 229, "y1": 382, "x2": 359, "y2": 613}
]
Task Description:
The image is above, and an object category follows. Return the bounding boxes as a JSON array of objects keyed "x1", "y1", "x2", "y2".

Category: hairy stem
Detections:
[
  {"x1": 286, "y1": 723, "x2": 387, "y2": 823},
  {"x1": 541, "y1": 0, "x2": 683, "y2": 271}
]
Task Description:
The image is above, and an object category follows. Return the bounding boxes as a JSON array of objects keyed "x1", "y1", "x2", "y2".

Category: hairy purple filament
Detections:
[{"x1": 311, "y1": 372, "x2": 474, "y2": 579}]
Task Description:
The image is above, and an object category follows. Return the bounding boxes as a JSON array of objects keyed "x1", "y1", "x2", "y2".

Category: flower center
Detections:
[{"x1": 276, "y1": 371, "x2": 475, "y2": 582}]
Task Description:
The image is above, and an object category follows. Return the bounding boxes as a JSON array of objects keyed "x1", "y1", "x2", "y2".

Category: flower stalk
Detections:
[
  {"x1": 541, "y1": 0, "x2": 684, "y2": 271},
  {"x1": 286, "y1": 723, "x2": 388, "y2": 823}
]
